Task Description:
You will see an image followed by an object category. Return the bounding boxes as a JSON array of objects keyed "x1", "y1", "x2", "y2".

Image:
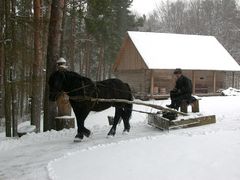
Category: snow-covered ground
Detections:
[
  {"x1": 221, "y1": 87, "x2": 240, "y2": 96},
  {"x1": 1, "y1": 96, "x2": 240, "y2": 180}
]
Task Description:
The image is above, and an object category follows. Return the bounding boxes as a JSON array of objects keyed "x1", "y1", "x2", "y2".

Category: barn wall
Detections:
[
  {"x1": 152, "y1": 70, "x2": 226, "y2": 94},
  {"x1": 115, "y1": 69, "x2": 229, "y2": 98},
  {"x1": 116, "y1": 36, "x2": 147, "y2": 70},
  {"x1": 152, "y1": 70, "x2": 174, "y2": 94},
  {"x1": 189, "y1": 71, "x2": 225, "y2": 93},
  {"x1": 114, "y1": 69, "x2": 151, "y2": 98},
  {"x1": 115, "y1": 69, "x2": 235, "y2": 98},
  {"x1": 225, "y1": 71, "x2": 240, "y2": 89}
]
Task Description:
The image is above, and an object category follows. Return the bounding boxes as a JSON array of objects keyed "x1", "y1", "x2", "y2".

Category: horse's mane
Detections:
[{"x1": 62, "y1": 70, "x2": 92, "y2": 83}]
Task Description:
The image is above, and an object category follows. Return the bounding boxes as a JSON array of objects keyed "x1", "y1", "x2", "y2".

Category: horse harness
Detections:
[
  {"x1": 58, "y1": 70, "x2": 131, "y2": 108},
  {"x1": 63, "y1": 79, "x2": 100, "y2": 109}
]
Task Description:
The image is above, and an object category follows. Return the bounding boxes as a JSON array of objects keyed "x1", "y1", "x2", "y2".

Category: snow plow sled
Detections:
[
  {"x1": 148, "y1": 97, "x2": 216, "y2": 131},
  {"x1": 147, "y1": 112, "x2": 216, "y2": 131}
]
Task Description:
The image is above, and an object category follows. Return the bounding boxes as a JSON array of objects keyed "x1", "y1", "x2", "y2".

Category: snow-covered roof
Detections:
[{"x1": 128, "y1": 31, "x2": 240, "y2": 71}]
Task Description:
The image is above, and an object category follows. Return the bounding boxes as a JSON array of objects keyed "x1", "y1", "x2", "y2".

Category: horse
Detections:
[{"x1": 48, "y1": 70, "x2": 133, "y2": 142}]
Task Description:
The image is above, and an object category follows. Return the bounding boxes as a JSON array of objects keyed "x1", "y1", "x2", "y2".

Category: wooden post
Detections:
[
  {"x1": 232, "y1": 72, "x2": 235, "y2": 88},
  {"x1": 55, "y1": 116, "x2": 75, "y2": 131},
  {"x1": 180, "y1": 99, "x2": 200, "y2": 113},
  {"x1": 192, "y1": 70, "x2": 196, "y2": 94},
  {"x1": 192, "y1": 100, "x2": 200, "y2": 112},
  {"x1": 180, "y1": 102, "x2": 188, "y2": 113},
  {"x1": 150, "y1": 70, "x2": 154, "y2": 97},
  {"x1": 213, "y1": 71, "x2": 216, "y2": 93}
]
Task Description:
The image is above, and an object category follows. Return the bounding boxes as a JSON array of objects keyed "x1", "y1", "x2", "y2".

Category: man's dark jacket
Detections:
[
  {"x1": 169, "y1": 75, "x2": 193, "y2": 108},
  {"x1": 175, "y1": 75, "x2": 192, "y2": 95}
]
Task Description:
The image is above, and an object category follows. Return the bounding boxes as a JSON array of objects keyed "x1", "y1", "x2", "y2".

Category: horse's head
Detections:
[{"x1": 48, "y1": 70, "x2": 66, "y2": 101}]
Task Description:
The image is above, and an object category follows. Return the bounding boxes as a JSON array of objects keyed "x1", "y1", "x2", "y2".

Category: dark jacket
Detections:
[{"x1": 175, "y1": 75, "x2": 192, "y2": 95}]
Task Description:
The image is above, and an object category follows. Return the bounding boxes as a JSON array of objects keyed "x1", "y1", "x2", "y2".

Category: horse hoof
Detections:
[
  {"x1": 106, "y1": 134, "x2": 114, "y2": 139},
  {"x1": 83, "y1": 131, "x2": 92, "y2": 138},
  {"x1": 107, "y1": 131, "x2": 116, "y2": 137},
  {"x1": 74, "y1": 133, "x2": 83, "y2": 142},
  {"x1": 107, "y1": 128, "x2": 116, "y2": 137},
  {"x1": 122, "y1": 130, "x2": 130, "y2": 135},
  {"x1": 123, "y1": 128, "x2": 130, "y2": 134},
  {"x1": 107, "y1": 131, "x2": 115, "y2": 138},
  {"x1": 73, "y1": 138, "x2": 82, "y2": 143},
  {"x1": 87, "y1": 132, "x2": 93, "y2": 138}
]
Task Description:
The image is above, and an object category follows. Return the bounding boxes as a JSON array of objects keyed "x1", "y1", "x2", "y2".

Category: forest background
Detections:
[{"x1": 0, "y1": 0, "x2": 239, "y2": 137}]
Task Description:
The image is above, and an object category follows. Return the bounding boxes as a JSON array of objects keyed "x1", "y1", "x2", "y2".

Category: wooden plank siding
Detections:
[
  {"x1": 187, "y1": 70, "x2": 225, "y2": 93},
  {"x1": 225, "y1": 71, "x2": 240, "y2": 89},
  {"x1": 115, "y1": 69, "x2": 227, "y2": 99},
  {"x1": 114, "y1": 69, "x2": 151, "y2": 98},
  {"x1": 151, "y1": 70, "x2": 175, "y2": 94},
  {"x1": 114, "y1": 35, "x2": 148, "y2": 71},
  {"x1": 171, "y1": 70, "x2": 225, "y2": 94}
]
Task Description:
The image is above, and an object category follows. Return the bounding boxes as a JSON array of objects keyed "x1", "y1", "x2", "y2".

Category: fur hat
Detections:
[
  {"x1": 173, "y1": 68, "x2": 182, "y2": 74},
  {"x1": 57, "y1": 57, "x2": 66, "y2": 64}
]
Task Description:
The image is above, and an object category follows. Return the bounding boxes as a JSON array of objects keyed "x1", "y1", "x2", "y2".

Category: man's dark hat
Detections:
[{"x1": 173, "y1": 68, "x2": 182, "y2": 74}]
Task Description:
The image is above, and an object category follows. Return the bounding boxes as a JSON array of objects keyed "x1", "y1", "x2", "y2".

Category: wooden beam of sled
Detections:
[{"x1": 90, "y1": 98, "x2": 188, "y2": 116}]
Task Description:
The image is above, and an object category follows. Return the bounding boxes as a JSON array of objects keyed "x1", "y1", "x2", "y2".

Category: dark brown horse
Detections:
[{"x1": 48, "y1": 70, "x2": 133, "y2": 142}]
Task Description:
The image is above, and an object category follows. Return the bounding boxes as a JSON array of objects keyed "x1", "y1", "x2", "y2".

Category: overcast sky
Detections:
[
  {"x1": 130, "y1": 0, "x2": 164, "y2": 16},
  {"x1": 130, "y1": 0, "x2": 176, "y2": 16}
]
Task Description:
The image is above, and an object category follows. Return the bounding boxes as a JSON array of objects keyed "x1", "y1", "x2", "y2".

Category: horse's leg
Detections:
[
  {"x1": 74, "y1": 108, "x2": 91, "y2": 140},
  {"x1": 107, "y1": 107, "x2": 122, "y2": 136},
  {"x1": 121, "y1": 104, "x2": 132, "y2": 133},
  {"x1": 122, "y1": 116, "x2": 130, "y2": 133}
]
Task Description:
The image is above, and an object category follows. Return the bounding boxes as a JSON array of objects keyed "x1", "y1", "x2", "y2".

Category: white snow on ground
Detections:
[
  {"x1": 221, "y1": 87, "x2": 240, "y2": 96},
  {"x1": 0, "y1": 96, "x2": 240, "y2": 180}
]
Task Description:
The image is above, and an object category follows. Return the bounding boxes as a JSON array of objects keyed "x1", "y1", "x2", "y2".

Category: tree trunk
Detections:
[
  {"x1": 10, "y1": 0, "x2": 18, "y2": 137},
  {"x1": 60, "y1": 0, "x2": 67, "y2": 57},
  {"x1": 32, "y1": 0, "x2": 43, "y2": 133},
  {"x1": 44, "y1": 0, "x2": 65, "y2": 131},
  {"x1": 84, "y1": 36, "x2": 91, "y2": 77},
  {"x1": 3, "y1": 0, "x2": 12, "y2": 137},
  {"x1": 0, "y1": 0, "x2": 5, "y2": 121},
  {"x1": 69, "y1": 0, "x2": 77, "y2": 71},
  {"x1": 96, "y1": 45, "x2": 104, "y2": 81},
  {"x1": 102, "y1": 47, "x2": 106, "y2": 79}
]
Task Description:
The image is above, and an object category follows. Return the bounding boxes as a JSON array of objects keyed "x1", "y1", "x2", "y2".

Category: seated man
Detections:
[{"x1": 166, "y1": 68, "x2": 193, "y2": 110}]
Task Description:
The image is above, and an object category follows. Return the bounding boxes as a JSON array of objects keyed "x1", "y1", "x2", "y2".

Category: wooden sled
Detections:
[{"x1": 148, "y1": 113, "x2": 216, "y2": 131}]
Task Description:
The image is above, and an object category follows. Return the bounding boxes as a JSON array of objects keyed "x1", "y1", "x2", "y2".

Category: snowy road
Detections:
[
  {"x1": 0, "y1": 122, "x2": 163, "y2": 180},
  {"x1": 0, "y1": 96, "x2": 240, "y2": 180}
]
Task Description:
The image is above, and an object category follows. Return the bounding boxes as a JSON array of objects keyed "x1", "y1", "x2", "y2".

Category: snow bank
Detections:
[
  {"x1": 18, "y1": 125, "x2": 36, "y2": 134},
  {"x1": 0, "y1": 128, "x2": 76, "y2": 152},
  {"x1": 221, "y1": 87, "x2": 240, "y2": 96}
]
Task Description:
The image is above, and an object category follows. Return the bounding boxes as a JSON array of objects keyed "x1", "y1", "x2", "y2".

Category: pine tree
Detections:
[
  {"x1": 44, "y1": 0, "x2": 65, "y2": 131},
  {"x1": 31, "y1": 0, "x2": 43, "y2": 132}
]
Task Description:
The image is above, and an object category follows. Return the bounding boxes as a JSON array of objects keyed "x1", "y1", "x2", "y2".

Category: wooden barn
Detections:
[{"x1": 113, "y1": 31, "x2": 240, "y2": 99}]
